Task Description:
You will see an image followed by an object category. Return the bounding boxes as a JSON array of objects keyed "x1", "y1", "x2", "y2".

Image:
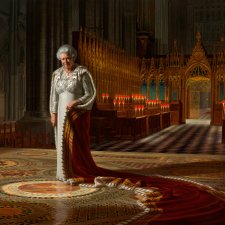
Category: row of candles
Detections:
[
  {"x1": 102, "y1": 93, "x2": 170, "y2": 113},
  {"x1": 102, "y1": 93, "x2": 167, "y2": 105},
  {"x1": 133, "y1": 104, "x2": 170, "y2": 112},
  {"x1": 161, "y1": 104, "x2": 170, "y2": 112},
  {"x1": 102, "y1": 93, "x2": 147, "y2": 103},
  {"x1": 112, "y1": 100, "x2": 168, "y2": 108},
  {"x1": 133, "y1": 104, "x2": 170, "y2": 115},
  {"x1": 101, "y1": 93, "x2": 109, "y2": 103}
]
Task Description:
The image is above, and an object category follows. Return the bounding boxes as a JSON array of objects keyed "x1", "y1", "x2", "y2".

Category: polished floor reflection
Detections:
[{"x1": 0, "y1": 120, "x2": 225, "y2": 224}]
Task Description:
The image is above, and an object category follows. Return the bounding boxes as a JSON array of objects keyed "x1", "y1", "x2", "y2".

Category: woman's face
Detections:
[{"x1": 60, "y1": 53, "x2": 75, "y2": 72}]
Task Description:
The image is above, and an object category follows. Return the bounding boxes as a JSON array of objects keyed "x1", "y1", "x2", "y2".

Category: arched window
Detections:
[
  {"x1": 158, "y1": 80, "x2": 165, "y2": 100},
  {"x1": 220, "y1": 81, "x2": 224, "y2": 101},
  {"x1": 150, "y1": 79, "x2": 156, "y2": 100},
  {"x1": 141, "y1": 79, "x2": 147, "y2": 97},
  {"x1": 169, "y1": 81, "x2": 178, "y2": 101}
]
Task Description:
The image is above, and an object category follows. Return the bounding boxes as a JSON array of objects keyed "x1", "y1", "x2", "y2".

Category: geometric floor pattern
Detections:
[
  {"x1": 0, "y1": 146, "x2": 225, "y2": 224},
  {"x1": 91, "y1": 119, "x2": 225, "y2": 155},
  {"x1": 0, "y1": 148, "x2": 149, "y2": 225},
  {"x1": 0, "y1": 119, "x2": 225, "y2": 224}
]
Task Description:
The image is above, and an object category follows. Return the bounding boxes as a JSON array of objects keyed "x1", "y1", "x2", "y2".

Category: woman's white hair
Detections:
[{"x1": 56, "y1": 44, "x2": 77, "y2": 60}]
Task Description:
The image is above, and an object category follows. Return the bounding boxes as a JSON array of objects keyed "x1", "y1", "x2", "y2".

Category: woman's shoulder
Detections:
[
  {"x1": 75, "y1": 65, "x2": 91, "y2": 80},
  {"x1": 75, "y1": 64, "x2": 88, "y2": 73},
  {"x1": 53, "y1": 67, "x2": 63, "y2": 75},
  {"x1": 51, "y1": 67, "x2": 63, "y2": 82}
]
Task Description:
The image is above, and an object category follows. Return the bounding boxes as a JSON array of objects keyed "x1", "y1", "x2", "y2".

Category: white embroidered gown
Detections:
[{"x1": 49, "y1": 65, "x2": 96, "y2": 181}]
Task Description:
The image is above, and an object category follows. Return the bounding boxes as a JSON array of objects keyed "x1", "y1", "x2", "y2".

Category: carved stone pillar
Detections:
[
  {"x1": 124, "y1": 12, "x2": 136, "y2": 55},
  {"x1": 19, "y1": 0, "x2": 76, "y2": 147},
  {"x1": 26, "y1": 0, "x2": 73, "y2": 118},
  {"x1": 155, "y1": 0, "x2": 169, "y2": 55},
  {"x1": 3, "y1": 0, "x2": 27, "y2": 121}
]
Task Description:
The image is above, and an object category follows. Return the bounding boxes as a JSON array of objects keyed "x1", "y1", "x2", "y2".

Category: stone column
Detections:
[
  {"x1": 155, "y1": 0, "x2": 169, "y2": 55},
  {"x1": 72, "y1": 0, "x2": 80, "y2": 32},
  {"x1": 20, "y1": 0, "x2": 75, "y2": 147},
  {"x1": 25, "y1": 0, "x2": 37, "y2": 117},
  {"x1": 6, "y1": 0, "x2": 26, "y2": 120},
  {"x1": 124, "y1": 12, "x2": 136, "y2": 56},
  {"x1": 106, "y1": 0, "x2": 136, "y2": 52},
  {"x1": 38, "y1": 0, "x2": 48, "y2": 117},
  {"x1": 25, "y1": 0, "x2": 73, "y2": 118}
]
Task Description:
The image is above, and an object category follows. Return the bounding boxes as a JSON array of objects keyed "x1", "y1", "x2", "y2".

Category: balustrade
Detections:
[{"x1": 0, "y1": 121, "x2": 54, "y2": 148}]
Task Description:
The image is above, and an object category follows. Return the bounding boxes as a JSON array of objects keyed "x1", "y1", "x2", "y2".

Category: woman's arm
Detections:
[
  {"x1": 50, "y1": 113, "x2": 57, "y2": 127},
  {"x1": 49, "y1": 72, "x2": 59, "y2": 126},
  {"x1": 75, "y1": 70, "x2": 96, "y2": 110}
]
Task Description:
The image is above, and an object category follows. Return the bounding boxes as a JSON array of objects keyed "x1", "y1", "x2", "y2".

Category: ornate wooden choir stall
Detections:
[
  {"x1": 75, "y1": 29, "x2": 225, "y2": 143},
  {"x1": 75, "y1": 29, "x2": 172, "y2": 143}
]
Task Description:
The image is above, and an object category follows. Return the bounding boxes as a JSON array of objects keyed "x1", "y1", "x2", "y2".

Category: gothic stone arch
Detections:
[{"x1": 184, "y1": 63, "x2": 211, "y2": 120}]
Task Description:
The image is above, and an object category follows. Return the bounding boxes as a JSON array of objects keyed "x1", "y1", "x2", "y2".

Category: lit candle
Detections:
[
  {"x1": 113, "y1": 99, "x2": 116, "y2": 108},
  {"x1": 122, "y1": 100, "x2": 125, "y2": 108},
  {"x1": 105, "y1": 93, "x2": 109, "y2": 102},
  {"x1": 118, "y1": 100, "x2": 121, "y2": 109},
  {"x1": 102, "y1": 93, "x2": 105, "y2": 103}
]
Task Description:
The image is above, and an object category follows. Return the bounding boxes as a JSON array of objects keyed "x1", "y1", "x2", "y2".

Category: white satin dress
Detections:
[{"x1": 49, "y1": 65, "x2": 96, "y2": 181}]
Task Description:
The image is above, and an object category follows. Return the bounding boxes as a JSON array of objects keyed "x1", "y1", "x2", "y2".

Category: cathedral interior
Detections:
[{"x1": 1, "y1": 0, "x2": 225, "y2": 224}]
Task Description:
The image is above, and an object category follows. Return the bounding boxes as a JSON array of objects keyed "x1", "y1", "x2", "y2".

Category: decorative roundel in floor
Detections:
[
  {"x1": 0, "y1": 160, "x2": 18, "y2": 168},
  {"x1": 16, "y1": 150, "x2": 51, "y2": 157},
  {"x1": 1, "y1": 180, "x2": 98, "y2": 198}
]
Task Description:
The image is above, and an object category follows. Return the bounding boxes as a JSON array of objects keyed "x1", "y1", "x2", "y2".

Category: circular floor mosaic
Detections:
[
  {"x1": 1, "y1": 181, "x2": 98, "y2": 198},
  {"x1": 17, "y1": 150, "x2": 51, "y2": 157}
]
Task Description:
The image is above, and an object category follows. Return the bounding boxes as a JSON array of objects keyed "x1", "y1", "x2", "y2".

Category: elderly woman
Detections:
[
  {"x1": 49, "y1": 44, "x2": 144, "y2": 184},
  {"x1": 49, "y1": 44, "x2": 97, "y2": 183}
]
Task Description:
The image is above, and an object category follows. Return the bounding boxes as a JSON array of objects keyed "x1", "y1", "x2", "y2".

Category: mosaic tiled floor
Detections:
[
  {"x1": 1, "y1": 148, "x2": 155, "y2": 225},
  {"x1": 91, "y1": 119, "x2": 225, "y2": 154},
  {"x1": 0, "y1": 147, "x2": 225, "y2": 224}
]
